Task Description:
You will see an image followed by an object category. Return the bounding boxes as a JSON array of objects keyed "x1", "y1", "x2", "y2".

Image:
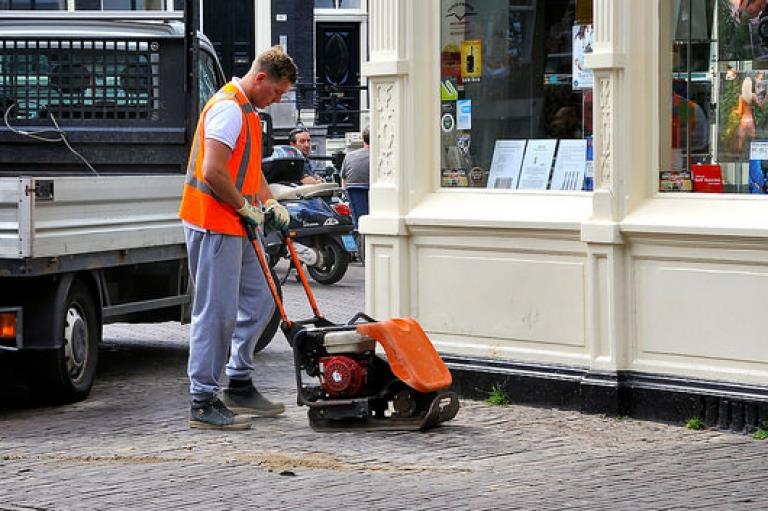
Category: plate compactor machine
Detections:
[{"x1": 245, "y1": 220, "x2": 460, "y2": 431}]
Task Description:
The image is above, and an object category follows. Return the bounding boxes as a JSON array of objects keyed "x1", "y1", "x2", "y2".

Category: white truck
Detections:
[{"x1": 0, "y1": 10, "x2": 278, "y2": 404}]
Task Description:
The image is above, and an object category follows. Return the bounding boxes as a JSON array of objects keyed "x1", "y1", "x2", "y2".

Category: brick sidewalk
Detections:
[{"x1": 1, "y1": 262, "x2": 765, "y2": 510}]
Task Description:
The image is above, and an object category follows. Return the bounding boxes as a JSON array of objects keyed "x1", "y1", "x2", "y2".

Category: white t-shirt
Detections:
[{"x1": 204, "y1": 78, "x2": 249, "y2": 149}]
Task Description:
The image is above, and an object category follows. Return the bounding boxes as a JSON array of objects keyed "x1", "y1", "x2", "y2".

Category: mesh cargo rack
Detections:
[{"x1": 0, "y1": 12, "x2": 192, "y2": 175}]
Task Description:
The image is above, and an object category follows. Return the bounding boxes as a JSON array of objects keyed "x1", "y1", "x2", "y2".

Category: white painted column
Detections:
[
  {"x1": 581, "y1": 0, "x2": 630, "y2": 380},
  {"x1": 360, "y1": 0, "x2": 414, "y2": 319},
  {"x1": 254, "y1": 0, "x2": 272, "y2": 54}
]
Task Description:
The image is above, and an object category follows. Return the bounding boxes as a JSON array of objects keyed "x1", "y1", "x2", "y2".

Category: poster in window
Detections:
[
  {"x1": 716, "y1": 71, "x2": 768, "y2": 162},
  {"x1": 717, "y1": 0, "x2": 768, "y2": 61},
  {"x1": 572, "y1": 25, "x2": 593, "y2": 90},
  {"x1": 551, "y1": 139, "x2": 587, "y2": 191},
  {"x1": 457, "y1": 99, "x2": 472, "y2": 130},
  {"x1": 460, "y1": 40, "x2": 482, "y2": 82},
  {"x1": 749, "y1": 140, "x2": 768, "y2": 193},
  {"x1": 691, "y1": 164, "x2": 724, "y2": 193},
  {"x1": 518, "y1": 139, "x2": 557, "y2": 190},
  {"x1": 441, "y1": 43, "x2": 463, "y2": 85},
  {"x1": 487, "y1": 140, "x2": 526, "y2": 189}
]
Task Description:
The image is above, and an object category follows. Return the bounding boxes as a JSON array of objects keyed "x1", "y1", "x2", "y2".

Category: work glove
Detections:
[
  {"x1": 236, "y1": 198, "x2": 265, "y2": 226},
  {"x1": 264, "y1": 198, "x2": 290, "y2": 230}
]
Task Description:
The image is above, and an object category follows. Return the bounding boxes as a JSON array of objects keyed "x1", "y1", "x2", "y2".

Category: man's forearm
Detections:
[
  {"x1": 202, "y1": 165, "x2": 247, "y2": 209},
  {"x1": 200, "y1": 139, "x2": 246, "y2": 209}
]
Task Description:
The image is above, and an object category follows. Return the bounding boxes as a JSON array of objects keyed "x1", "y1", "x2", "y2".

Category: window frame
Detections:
[{"x1": 434, "y1": 0, "x2": 595, "y2": 195}]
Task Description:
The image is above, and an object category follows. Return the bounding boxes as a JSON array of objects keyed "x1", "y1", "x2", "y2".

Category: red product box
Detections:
[{"x1": 691, "y1": 164, "x2": 723, "y2": 193}]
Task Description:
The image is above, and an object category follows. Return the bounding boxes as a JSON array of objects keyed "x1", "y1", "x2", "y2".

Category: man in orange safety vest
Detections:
[{"x1": 179, "y1": 46, "x2": 297, "y2": 430}]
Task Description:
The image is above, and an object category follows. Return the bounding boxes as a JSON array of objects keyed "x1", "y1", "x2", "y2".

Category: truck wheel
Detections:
[
  {"x1": 253, "y1": 268, "x2": 282, "y2": 354},
  {"x1": 307, "y1": 238, "x2": 349, "y2": 286},
  {"x1": 31, "y1": 281, "x2": 100, "y2": 404}
]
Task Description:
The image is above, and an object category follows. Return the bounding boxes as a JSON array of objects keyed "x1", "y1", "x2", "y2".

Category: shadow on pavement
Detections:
[{"x1": 0, "y1": 340, "x2": 189, "y2": 412}]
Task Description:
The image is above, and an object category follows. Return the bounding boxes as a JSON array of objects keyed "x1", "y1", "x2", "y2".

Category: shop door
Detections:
[
  {"x1": 202, "y1": 0, "x2": 254, "y2": 80},
  {"x1": 315, "y1": 21, "x2": 360, "y2": 137}
]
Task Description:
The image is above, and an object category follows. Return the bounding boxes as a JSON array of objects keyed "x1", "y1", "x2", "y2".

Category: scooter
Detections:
[
  {"x1": 262, "y1": 146, "x2": 356, "y2": 285},
  {"x1": 244, "y1": 216, "x2": 460, "y2": 431}
]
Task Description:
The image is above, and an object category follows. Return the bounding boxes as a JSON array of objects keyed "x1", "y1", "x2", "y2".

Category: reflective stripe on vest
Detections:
[{"x1": 184, "y1": 101, "x2": 253, "y2": 199}]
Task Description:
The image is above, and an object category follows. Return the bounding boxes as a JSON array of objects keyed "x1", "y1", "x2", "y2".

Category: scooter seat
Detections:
[{"x1": 269, "y1": 182, "x2": 341, "y2": 201}]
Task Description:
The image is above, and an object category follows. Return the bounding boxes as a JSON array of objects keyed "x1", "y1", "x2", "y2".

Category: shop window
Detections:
[
  {"x1": 667, "y1": 0, "x2": 768, "y2": 194},
  {"x1": 74, "y1": 0, "x2": 100, "y2": 9},
  {"x1": 315, "y1": 0, "x2": 362, "y2": 9},
  {"x1": 74, "y1": 0, "x2": 167, "y2": 8},
  {"x1": 0, "y1": 0, "x2": 65, "y2": 8},
  {"x1": 439, "y1": 0, "x2": 594, "y2": 191},
  {"x1": 102, "y1": 0, "x2": 164, "y2": 9}
]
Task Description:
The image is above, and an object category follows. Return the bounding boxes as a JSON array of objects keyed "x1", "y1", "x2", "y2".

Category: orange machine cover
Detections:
[{"x1": 356, "y1": 318, "x2": 452, "y2": 393}]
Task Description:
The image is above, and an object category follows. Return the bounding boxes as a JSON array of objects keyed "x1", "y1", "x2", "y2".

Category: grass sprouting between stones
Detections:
[{"x1": 486, "y1": 384, "x2": 510, "y2": 407}]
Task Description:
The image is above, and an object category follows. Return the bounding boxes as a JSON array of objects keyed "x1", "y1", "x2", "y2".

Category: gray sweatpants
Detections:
[{"x1": 184, "y1": 227, "x2": 276, "y2": 402}]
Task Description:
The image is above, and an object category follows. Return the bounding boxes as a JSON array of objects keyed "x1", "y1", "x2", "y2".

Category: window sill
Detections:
[
  {"x1": 622, "y1": 194, "x2": 768, "y2": 238},
  {"x1": 404, "y1": 189, "x2": 593, "y2": 232}
]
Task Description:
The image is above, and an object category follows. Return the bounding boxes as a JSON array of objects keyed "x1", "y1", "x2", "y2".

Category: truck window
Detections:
[{"x1": 199, "y1": 51, "x2": 219, "y2": 111}]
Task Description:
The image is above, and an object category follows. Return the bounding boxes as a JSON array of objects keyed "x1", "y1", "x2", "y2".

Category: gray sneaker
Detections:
[
  {"x1": 189, "y1": 397, "x2": 252, "y2": 430},
  {"x1": 223, "y1": 384, "x2": 285, "y2": 417}
]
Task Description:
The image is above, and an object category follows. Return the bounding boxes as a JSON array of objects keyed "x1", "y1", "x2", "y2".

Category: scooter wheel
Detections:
[{"x1": 307, "y1": 238, "x2": 349, "y2": 286}]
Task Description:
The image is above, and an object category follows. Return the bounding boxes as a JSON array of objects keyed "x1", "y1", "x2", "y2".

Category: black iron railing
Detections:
[{"x1": 294, "y1": 82, "x2": 367, "y2": 138}]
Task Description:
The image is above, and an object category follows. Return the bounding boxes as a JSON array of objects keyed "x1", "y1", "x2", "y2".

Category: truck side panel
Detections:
[
  {"x1": 0, "y1": 178, "x2": 29, "y2": 259},
  {"x1": 2, "y1": 174, "x2": 186, "y2": 260}
]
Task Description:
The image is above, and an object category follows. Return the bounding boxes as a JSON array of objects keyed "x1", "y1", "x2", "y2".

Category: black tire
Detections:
[
  {"x1": 253, "y1": 267, "x2": 282, "y2": 354},
  {"x1": 30, "y1": 280, "x2": 100, "y2": 404},
  {"x1": 355, "y1": 232, "x2": 365, "y2": 265},
  {"x1": 307, "y1": 237, "x2": 349, "y2": 286}
]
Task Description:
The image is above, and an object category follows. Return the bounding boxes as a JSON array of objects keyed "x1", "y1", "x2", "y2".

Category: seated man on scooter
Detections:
[{"x1": 289, "y1": 127, "x2": 324, "y2": 185}]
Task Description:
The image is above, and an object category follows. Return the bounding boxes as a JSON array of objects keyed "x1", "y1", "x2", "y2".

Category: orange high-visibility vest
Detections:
[{"x1": 179, "y1": 82, "x2": 262, "y2": 236}]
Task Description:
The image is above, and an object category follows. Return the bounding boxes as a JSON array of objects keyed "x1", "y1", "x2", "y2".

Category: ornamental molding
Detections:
[
  {"x1": 598, "y1": 77, "x2": 613, "y2": 188},
  {"x1": 375, "y1": 81, "x2": 396, "y2": 182}
]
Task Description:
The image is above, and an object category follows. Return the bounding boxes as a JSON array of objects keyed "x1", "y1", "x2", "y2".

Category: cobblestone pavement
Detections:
[{"x1": 1, "y1": 262, "x2": 766, "y2": 510}]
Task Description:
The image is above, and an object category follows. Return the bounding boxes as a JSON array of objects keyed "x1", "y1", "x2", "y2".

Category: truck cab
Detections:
[{"x1": 0, "y1": 11, "x2": 236, "y2": 404}]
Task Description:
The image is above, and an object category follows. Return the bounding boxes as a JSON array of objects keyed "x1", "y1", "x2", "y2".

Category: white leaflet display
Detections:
[
  {"x1": 750, "y1": 141, "x2": 768, "y2": 160},
  {"x1": 551, "y1": 139, "x2": 587, "y2": 190},
  {"x1": 486, "y1": 140, "x2": 527, "y2": 189},
  {"x1": 518, "y1": 139, "x2": 557, "y2": 189}
]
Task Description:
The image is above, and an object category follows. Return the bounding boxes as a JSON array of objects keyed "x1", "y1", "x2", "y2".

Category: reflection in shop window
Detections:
[
  {"x1": 102, "y1": 0, "x2": 165, "y2": 9},
  {"x1": 668, "y1": 0, "x2": 768, "y2": 194},
  {"x1": 314, "y1": 0, "x2": 362, "y2": 9},
  {"x1": 439, "y1": 0, "x2": 594, "y2": 191},
  {"x1": 0, "y1": 0, "x2": 65, "y2": 8}
]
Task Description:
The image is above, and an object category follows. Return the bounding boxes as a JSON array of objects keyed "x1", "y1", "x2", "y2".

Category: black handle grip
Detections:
[
  {"x1": 243, "y1": 219, "x2": 259, "y2": 241},
  {"x1": 242, "y1": 209, "x2": 278, "y2": 242}
]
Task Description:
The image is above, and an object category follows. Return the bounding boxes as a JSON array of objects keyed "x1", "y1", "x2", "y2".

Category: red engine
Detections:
[{"x1": 319, "y1": 355, "x2": 367, "y2": 397}]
